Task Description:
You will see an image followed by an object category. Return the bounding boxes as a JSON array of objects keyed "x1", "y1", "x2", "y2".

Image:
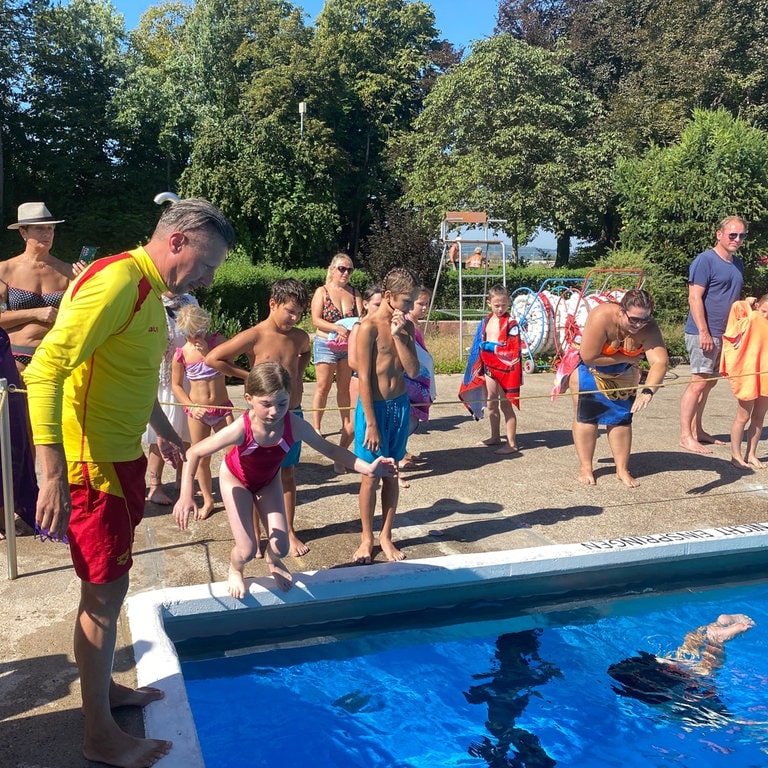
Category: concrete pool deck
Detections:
[{"x1": 3, "y1": 365, "x2": 768, "y2": 767}]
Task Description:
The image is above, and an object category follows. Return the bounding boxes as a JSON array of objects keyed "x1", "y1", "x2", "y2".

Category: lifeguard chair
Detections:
[{"x1": 429, "y1": 211, "x2": 508, "y2": 360}]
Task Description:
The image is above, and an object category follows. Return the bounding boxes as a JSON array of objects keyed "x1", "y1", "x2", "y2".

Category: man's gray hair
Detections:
[{"x1": 155, "y1": 198, "x2": 236, "y2": 248}]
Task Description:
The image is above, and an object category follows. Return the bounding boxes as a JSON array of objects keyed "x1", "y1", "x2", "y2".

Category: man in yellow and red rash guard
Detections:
[{"x1": 23, "y1": 198, "x2": 235, "y2": 768}]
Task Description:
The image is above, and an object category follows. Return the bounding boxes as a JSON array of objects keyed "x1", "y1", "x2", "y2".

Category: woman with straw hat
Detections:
[{"x1": 0, "y1": 202, "x2": 85, "y2": 372}]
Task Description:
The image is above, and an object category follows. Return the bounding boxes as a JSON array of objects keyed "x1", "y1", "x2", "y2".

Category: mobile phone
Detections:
[{"x1": 79, "y1": 246, "x2": 98, "y2": 263}]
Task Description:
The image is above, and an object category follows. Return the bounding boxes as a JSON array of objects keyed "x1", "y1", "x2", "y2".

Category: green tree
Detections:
[
  {"x1": 495, "y1": 0, "x2": 575, "y2": 48},
  {"x1": 10, "y1": 0, "x2": 162, "y2": 256},
  {"x1": 175, "y1": 0, "x2": 343, "y2": 266},
  {"x1": 615, "y1": 108, "x2": 768, "y2": 278},
  {"x1": 395, "y1": 34, "x2": 609, "y2": 263},
  {"x1": 563, "y1": 0, "x2": 768, "y2": 150},
  {"x1": 114, "y1": 2, "x2": 194, "y2": 193},
  {"x1": 0, "y1": 0, "x2": 49, "y2": 219},
  {"x1": 312, "y1": 0, "x2": 439, "y2": 255},
  {"x1": 359, "y1": 205, "x2": 440, "y2": 285}
]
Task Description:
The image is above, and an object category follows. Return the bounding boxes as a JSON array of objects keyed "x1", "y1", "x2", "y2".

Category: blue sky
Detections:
[{"x1": 111, "y1": 0, "x2": 499, "y2": 49}]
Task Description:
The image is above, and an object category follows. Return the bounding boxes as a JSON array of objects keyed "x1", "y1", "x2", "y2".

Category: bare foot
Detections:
[
  {"x1": 265, "y1": 549, "x2": 293, "y2": 591},
  {"x1": 398, "y1": 477, "x2": 411, "y2": 489},
  {"x1": 478, "y1": 437, "x2": 506, "y2": 447},
  {"x1": 679, "y1": 436, "x2": 712, "y2": 454},
  {"x1": 577, "y1": 469, "x2": 596, "y2": 486},
  {"x1": 399, "y1": 453, "x2": 427, "y2": 469},
  {"x1": 495, "y1": 444, "x2": 519, "y2": 456},
  {"x1": 353, "y1": 542, "x2": 374, "y2": 564},
  {"x1": 197, "y1": 502, "x2": 215, "y2": 520},
  {"x1": 145, "y1": 486, "x2": 173, "y2": 506},
  {"x1": 83, "y1": 728, "x2": 172, "y2": 768},
  {"x1": 110, "y1": 682, "x2": 164, "y2": 709},
  {"x1": 333, "y1": 463, "x2": 348, "y2": 475},
  {"x1": 706, "y1": 613, "x2": 755, "y2": 643},
  {"x1": 698, "y1": 433, "x2": 726, "y2": 446},
  {"x1": 617, "y1": 471, "x2": 639, "y2": 488},
  {"x1": 228, "y1": 566, "x2": 247, "y2": 599},
  {"x1": 380, "y1": 540, "x2": 406, "y2": 562},
  {"x1": 289, "y1": 532, "x2": 309, "y2": 557},
  {"x1": 746, "y1": 458, "x2": 765, "y2": 469},
  {"x1": 731, "y1": 457, "x2": 754, "y2": 470}
]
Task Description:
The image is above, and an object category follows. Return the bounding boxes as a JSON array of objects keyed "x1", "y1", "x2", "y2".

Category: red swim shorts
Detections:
[{"x1": 67, "y1": 455, "x2": 147, "y2": 584}]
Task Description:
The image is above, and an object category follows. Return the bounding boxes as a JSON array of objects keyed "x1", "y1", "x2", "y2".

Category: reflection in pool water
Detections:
[{"x1": 181, "y1": 582, "x2": 768, "y2": 768}]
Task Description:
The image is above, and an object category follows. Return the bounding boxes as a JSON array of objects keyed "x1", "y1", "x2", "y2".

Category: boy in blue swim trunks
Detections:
[
  {"x1": 353, "y1": 267, "x2": 421, "y2": 563},
  {"x1": 206, "y1": 278, "x2": 311, "y2": 555}
]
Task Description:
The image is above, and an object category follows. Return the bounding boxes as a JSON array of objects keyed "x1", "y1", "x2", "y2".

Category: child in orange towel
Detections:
[{"x1": 721, "y1": 294, "x2": 768, "y2": 469}]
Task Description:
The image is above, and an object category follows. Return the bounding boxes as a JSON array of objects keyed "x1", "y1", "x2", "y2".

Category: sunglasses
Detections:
[
  {"x1": 727, "y1": 232, "x2": 748, "y2": 241},
  {"x1": 623, "y1": 309, "x2": 651, "y2": 326},
  {"x1": 337, "y1": 265, "x2": 354, "y2": 274}
]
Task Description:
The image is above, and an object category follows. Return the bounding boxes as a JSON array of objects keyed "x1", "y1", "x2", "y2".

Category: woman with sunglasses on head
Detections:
[
  {"x1": 310, "y1": 253, "x2": 363, "y2": 467},
  {"x1": 568, "y1": 289, "x2": 668, "y2": 487}
]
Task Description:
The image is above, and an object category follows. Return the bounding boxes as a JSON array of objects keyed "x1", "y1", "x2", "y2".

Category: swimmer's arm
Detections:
[
  {"x1": 0, "y1": 306, "x2": 53, "y2": 330},
  {"x1": 292, "y1": 416, "x2": 396, "y2": 477},
  {"x1": 357, "y1": 322, "x2": 381, "y2": 449},
  {"x1": 688, "y1": 283, "x2": 713, "y2": 349},
  {"x1": 33, "y1": 444, "x2": 70, "y2": 540},
  {"x1": 347, "y1": 323, "x2": 361, "y2": 372},
  {"x1": 296, "y1": 330, "x2": 311, "y2": 379},
  {"x1": 174, "y1": 419, "x2": 244, "y2": 529},
  {"x1": 640, "y1": 330, "x2": 668, "y2": 391},
  {"x1": 393, "y1": 318, "x2": 420, "y2": 378},
  {"x1": 171, "y1": 352, "x2": 196, "y2": 409},
  {"x1": 149, "y1": 400, "x2": 184, "y2": 466},
  {"x1": 204, "y1": 327, "x2": 256, "y2": 381}
]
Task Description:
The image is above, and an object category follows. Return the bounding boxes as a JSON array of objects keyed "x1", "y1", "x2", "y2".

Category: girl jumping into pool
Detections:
[{"x1": 173, "y1": 361, "x2": 397, "y2": 596}]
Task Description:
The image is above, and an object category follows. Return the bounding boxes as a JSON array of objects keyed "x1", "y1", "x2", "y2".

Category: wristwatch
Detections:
[{"x1": 641, "y1": 388, "x2": 654, "y2": 396}]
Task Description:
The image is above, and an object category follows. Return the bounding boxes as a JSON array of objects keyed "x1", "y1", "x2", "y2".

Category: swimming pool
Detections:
[
  {"x1": 183, "y1": 582, "x2": 768, "y2": 767},
  {"x1": 126, "y1": 523, "x2": 768, "y2": 768}
]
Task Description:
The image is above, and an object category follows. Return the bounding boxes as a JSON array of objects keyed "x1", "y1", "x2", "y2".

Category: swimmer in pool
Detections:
[{"x1": 608, "y1": 613, "x2": 754, "y2": 723}]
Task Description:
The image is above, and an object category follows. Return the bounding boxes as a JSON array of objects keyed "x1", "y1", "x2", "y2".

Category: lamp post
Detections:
[{"x1": 299, "y1": 101, "x2": 307, "y2": 139}]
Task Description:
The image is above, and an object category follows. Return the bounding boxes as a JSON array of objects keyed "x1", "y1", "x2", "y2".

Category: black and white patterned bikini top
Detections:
[{"x1": 7, "y1": 285, "x2": 64, "y2": 311}]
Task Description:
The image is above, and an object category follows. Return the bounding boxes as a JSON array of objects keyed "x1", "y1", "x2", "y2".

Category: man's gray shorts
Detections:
[{"x1": 685, "y1": 333, "x2": 722, "y2": 374}]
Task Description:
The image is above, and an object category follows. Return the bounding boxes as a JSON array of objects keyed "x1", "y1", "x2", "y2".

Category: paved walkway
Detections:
[{"x1": 2, "y1": 366, "x2": 768, "y2": 766}]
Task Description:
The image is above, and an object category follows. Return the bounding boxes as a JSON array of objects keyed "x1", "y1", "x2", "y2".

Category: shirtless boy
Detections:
[
  {"x1": 353, "y1": 267, "x2": 421, "y2": 564},
  {"x1": 206, "y1": 278, "x2": 311, "y2": 556}
]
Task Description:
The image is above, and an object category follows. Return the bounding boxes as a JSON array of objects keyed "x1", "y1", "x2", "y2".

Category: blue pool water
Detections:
[{"x1": 181, "y1": 582, "x2": 768, "y2": 767}]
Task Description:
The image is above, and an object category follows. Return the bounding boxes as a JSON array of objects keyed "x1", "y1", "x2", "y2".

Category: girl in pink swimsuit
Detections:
[
  {"x1": 171, "y1": 304, "x2": 234, "y2": 519},
  {"x1": 173, "y1": 361, "x2": 397, "y2": 597}
]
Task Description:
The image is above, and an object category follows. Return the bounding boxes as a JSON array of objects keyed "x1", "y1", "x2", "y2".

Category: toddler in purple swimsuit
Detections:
[
  {"x1": 171, "y1": 304, "x2": 234, "y2": 519},
  {"x1": 173, "y1": 361, "x2": 397, "y2": 597}
]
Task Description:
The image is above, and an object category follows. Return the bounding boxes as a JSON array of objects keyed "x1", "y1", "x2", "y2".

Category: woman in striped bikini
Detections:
[{"x1": 0, "y1": 202, "x2": 85, "y2": 372}]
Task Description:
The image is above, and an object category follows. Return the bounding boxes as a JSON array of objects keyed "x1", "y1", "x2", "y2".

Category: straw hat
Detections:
[{"x1": 7, "y1": 202, "x2": 65, "y2": 230}]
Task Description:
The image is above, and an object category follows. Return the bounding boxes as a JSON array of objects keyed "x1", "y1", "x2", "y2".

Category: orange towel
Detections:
[{"x1": 720, "y1": 300, "x2": 768, "y2": 400}]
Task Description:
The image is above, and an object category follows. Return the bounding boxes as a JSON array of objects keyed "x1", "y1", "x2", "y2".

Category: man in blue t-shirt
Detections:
[{"x1": 679, "y1": 215, "x2": 747, "y2": 453}]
